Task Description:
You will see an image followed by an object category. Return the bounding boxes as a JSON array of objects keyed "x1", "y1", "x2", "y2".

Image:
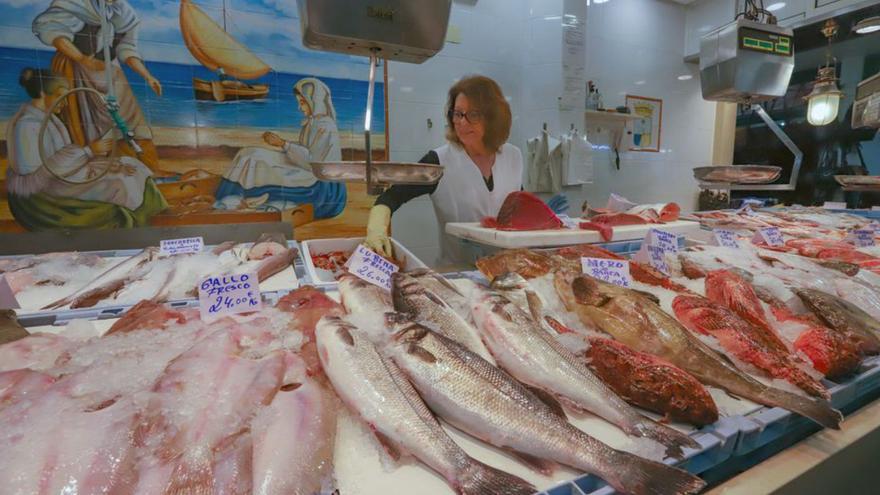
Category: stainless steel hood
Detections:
[
  {"x1": 700, "y1": 19, "x2": 794, "y2": 104},
  {"x1": 297, "y1": 0, "x2": 452, "y2": 64}
]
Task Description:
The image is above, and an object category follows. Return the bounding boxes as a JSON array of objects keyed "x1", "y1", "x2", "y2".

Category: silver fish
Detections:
[
  {"x1": 386, "y1": 316, "x2": 706, "y2": 495},
  {"x1": 43, "y1": 247, "x2": 158, "y2": 309},
  {"x1": 392, "y1": 272, "x2": 493, "y2": 362},
  {"x1": 405, "y1": 268, "x2": 474, "y2": 320},
  {"x1": 316, "y1": 315, "x2": 535, "y2": 495},
  {"x1": 337, "y1": 273, "x2": 393, "y2": 341},
  {"x1": 471, "y1": 290, "x2": 700, "y2": 460}
]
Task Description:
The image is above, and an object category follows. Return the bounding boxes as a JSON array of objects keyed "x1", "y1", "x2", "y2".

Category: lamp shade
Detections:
[{"x1": 805, "y1": 66, "x2": 843, "y2": 126}]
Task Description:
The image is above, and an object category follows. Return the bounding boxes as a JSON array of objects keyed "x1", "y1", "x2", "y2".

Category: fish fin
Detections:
[
  {"x1": 760, "y1": 389, "x2": 843, "y2": 430},
  {"x1": 504, "y1": 448, "x2": 557, "y2": 476},
  {"x1": 571, "y1": 276, "x2": 611, "y2": 307},
  {"x1": 605, "y1": 452, "x2": 706, "y2": 495},
  {"x1": 165, "y1": 450, "x2": 214, "y2": 495},
  {"x1": 410, "y1": 268, "x2": 465, "y2": 297},
  {"x1": 545, "y1": 315, "x2": 576, "y2": 334},
  {"x1": 631, "y1": 420, "x2": 700, "y2": 460},
  {"x1": 522, "y1": 384, "x2": 567, "y2": 419},
  {"x1": 456, "y1": 460, "x2": 536, "y2": 495},
  {"x1": 370, "y1": 426, "x2": 404, "y2": 462},
  {"x1": 632, "y1": 289, "x2": 661, "y2": 304},
  {"x1": 406, "y1": 343, "x2": 438, "y2": 363},
  {"x1": 524, "y1": 290, "x2": 545, "y2": 323}
]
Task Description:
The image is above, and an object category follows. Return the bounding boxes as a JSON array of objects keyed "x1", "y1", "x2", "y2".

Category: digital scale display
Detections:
[{"x1": 738, "y1": 26, "x2": 792, "y2": 56}]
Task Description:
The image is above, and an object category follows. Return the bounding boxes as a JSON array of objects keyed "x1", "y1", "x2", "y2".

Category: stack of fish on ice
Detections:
[{"x1": 1, "y1": 233, "x2": 298, "y2": 311}]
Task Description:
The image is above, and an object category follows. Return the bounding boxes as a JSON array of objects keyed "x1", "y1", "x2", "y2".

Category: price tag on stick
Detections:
[
  {"x1": 346, "y1": 244, "x2": 400, "y2": 291},
  {"x1": 581, "y1": 257, "x2": 632, "y2": 287},
  {"x1": 199, "y1": 272, "x2": 261, "y2": 321}
]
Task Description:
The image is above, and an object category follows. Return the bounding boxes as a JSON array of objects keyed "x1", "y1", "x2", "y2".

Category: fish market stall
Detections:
[{"x1": 6, "y1": 216, "x2": 880, "y2": 495}]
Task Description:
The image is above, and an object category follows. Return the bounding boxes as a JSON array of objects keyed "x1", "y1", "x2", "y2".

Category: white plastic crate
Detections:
[{"x1": 300, "y1": 237, "x2": 427, "y2": 287}]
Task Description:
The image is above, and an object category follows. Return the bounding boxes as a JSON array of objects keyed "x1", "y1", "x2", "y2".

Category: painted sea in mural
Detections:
[
  {"x1": 0, "y1": 47, "x2": 385, "y2": 133},
  {"x1": 0, "y1": 0, "x2": 386, "y2": 239}
]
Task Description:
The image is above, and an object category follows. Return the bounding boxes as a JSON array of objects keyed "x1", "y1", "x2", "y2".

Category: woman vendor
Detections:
[
  {"x1": 5, "y1": 68, "x2": 166, "y2": 230},
  {"x1": 214, "y1": 77, "x2": 347, "y2": 220},
  {"x1": 32, "y1": 0, "x2": 164, "y2": 172},
  {"x1": 364, "y1": 75, "x2": 524, "y2": 266}
]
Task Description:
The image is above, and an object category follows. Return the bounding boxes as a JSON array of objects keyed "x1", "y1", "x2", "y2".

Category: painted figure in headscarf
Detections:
[
  {"x1": 215, "y1": 77, "x2": 347, "y2": 219},
  {"x1": 32, "y1": 0, "x2": 166, "y2": 173},
  {"x1": 6, "y1": 68, "x2": 166, "y2": 230}
]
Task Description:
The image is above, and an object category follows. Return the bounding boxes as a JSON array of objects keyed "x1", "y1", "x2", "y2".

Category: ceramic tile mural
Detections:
[{"x1": 0, "y1": 0, "x2": 385, "y2": 240}]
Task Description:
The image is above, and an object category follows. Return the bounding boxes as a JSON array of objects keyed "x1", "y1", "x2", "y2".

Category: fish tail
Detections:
[
  {"x1": 761, "y1": 388, "x2": 843, "y2": 429},
  {"x1": 164, "y1": 450, "x2": 213, "y2": 495},
  {"x1": 608, "y1": 452, "x2": 706, "y2": 495},
  {"x1": 632, "y1": 420, "x2": 701, "y2": 460},
  {"x1": 455, "y1": 460, "x2": 535, "y2": 495}
]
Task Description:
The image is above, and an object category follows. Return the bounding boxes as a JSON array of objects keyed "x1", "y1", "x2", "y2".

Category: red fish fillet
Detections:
[
  {"x1": 578, "y1": 221, "x2": 613, "y2": 241},
  {"x1": 481, "y1": 191, "x2": 563, "y2": 230},
  {"x1": 672, "y1": 295, "x2": 829, "y2": 399}
]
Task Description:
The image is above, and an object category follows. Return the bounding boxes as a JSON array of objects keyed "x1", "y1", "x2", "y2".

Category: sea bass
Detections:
[
  {"x1": 569, "y1": 275, "x2": 842, "y2": 429},
  {"x1": 471, "y1": 290, "x2": 700, "y2": 459},
  {"x1": 315, "y1": 315, "x2": 535, "y2": 495},
  {"x1": 392, "y1": 272, "x2": 493, "y2": 362},
  {"x1": 337, "y1": 273, "x2": 393, "y2": 341},
  {"x1": 672, "y1": 294, "x2": 829, "y2": 399},
  {"x1": 386, "y1": 316, "x2": 706, "y2": 495}
]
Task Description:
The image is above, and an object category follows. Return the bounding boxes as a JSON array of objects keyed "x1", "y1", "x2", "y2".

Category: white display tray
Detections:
[
  {"x1": 445, "y1": 220, "x2": 701, "y2": 249},
  {"x1": 301, "y1": 237, "x2": 427, "y2": 288}
]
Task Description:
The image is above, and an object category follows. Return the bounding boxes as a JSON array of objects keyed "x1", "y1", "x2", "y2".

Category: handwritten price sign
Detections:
[
  {"x1": 581, "y1": 257, "x2": 632, "y2": 287},
  {"x1": 346, "y1": 244, "x2": 399, "y2": 291},
  {"x1": 632, "y1": 228, "x2": 680, "y2": 275},
  {"x1": 847, "y1": 229, "x2": 876, "y2": 247},
  {"x1": 160, "y1": 236, "x2": 204, "y2": 256},
  {"x1": 713, "y1": 229, "x2": 740, "y2": 249},
  {"x1": 752, "y1": 227, "x2": 784, "y2": 247},
  {"x1": 198, "y1": 272, "x2": 261, "y2": 321}
]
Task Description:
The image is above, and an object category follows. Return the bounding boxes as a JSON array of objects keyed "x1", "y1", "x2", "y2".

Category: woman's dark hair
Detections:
[
  {"x1": 445, "y1": 75, "x2": 512, "y2": 153},
  {"x1": 19, "y1": 68, "x2": 67, "y2": 99}
]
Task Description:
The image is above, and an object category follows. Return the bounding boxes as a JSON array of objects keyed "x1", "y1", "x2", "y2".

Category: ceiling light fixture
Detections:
[
  {"x1": 806, "y1": 19, "x2": 843, "y2": 126},
  {"x1": 854, "y1": 16, "x2": 880, "y2": 34},
  {"x1": 766, "y1": 2, "x2": 786, "y2": 12},
  {"x1": 677, "y1": 74, "x2": 693, "y2": 81}
]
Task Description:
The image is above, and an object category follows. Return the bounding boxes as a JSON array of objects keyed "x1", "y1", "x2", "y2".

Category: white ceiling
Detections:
[{"x1": 669, "y1": 0, "x2": 698, "y2": 4}]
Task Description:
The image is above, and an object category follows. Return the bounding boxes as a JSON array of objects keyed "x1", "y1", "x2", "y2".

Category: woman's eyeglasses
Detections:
[{"x1": 449, "y1": 110, "x2": 483, "y2": 124}]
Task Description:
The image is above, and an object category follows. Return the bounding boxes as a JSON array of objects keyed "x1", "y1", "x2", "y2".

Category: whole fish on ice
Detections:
[
  {"x1": 569, "y1": 275, "x2": 842, "y2": 429},
  {"x1": 316, "y1": 315, "x2": 536, "y2": 495},
  {"x1": 386, "y1": 315, "x2": 706, "y2": 495},
  {"x1": 471, "y1": 289, "x2": 700, "y2": 459}
]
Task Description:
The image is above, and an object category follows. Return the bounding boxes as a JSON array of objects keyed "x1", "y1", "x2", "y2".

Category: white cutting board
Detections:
[{"x1": 445, "y1": 220, "x2": 701, "y2": 249}]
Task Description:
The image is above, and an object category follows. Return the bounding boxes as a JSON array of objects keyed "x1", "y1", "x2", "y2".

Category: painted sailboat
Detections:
[{"x1": 180, "y1": 0, "x2": 271, "y2": 102}]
